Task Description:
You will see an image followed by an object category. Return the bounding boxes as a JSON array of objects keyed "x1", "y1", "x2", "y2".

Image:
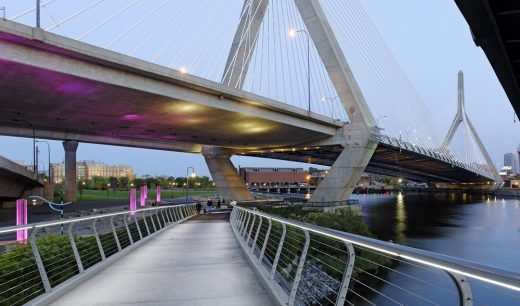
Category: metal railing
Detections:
[
  {"x1": 230, "y1": 206, "x2": 520, "y2": 306},
  {"x1": 241, "y1": 199, "x2": 359, "y2": 209},
  {"x1": 0, "y1": 203, "x2": 196, "y2": 306}
]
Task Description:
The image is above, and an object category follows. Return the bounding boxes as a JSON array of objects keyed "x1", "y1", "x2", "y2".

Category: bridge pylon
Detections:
[
  {"x1": 442, "y1": 71, "x2": 502, "y2": 184},
  {"x1": 217, "y1": 0, "x2": 380, "y2": 203}
]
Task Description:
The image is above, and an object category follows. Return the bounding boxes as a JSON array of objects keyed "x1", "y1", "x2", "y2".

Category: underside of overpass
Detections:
[{"x1": 456, "y1": 0, "x2": 520, "y2": 117}]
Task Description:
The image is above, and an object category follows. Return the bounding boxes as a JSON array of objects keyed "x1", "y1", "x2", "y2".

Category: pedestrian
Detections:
[
  {"x1": 217, "y1": 199, "x2": 221, "y2": 208},
  {"x1": 207, "y1": 198, "x2": 212, "y2": 213},
  {"x1": 195, "y1": 201, "x2": 202, "y2": 214}
]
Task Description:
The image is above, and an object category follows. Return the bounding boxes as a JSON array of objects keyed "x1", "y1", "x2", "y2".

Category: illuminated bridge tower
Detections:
[{"x1": 442, "y1": 70, "x2": 502, "y2": 184}]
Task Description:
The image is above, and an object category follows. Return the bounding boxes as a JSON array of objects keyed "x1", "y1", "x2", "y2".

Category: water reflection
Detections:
[
  {"x1": 356, "y1": 193, "x2": 520, "y2": 305},
  {"x1": 395, "y1": 192, "x2": 406, "y2": 243}
]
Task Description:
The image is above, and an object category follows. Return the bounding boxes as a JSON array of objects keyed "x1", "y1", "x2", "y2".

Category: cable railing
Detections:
[
  {"x1": 0, "y1": 203, "x2": 196, "y2": 306},
  {"x1": 230, "y1": 206, "x2": 520, "y2": 306}
]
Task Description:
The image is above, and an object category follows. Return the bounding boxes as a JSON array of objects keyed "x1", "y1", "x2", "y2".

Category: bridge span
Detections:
[{"x1": 0, "y1": 18, "x2": 498, "y2": 204}]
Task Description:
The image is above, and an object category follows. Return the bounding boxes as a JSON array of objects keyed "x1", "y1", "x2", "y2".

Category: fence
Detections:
[
  {"x1": 0, "y1": 203, "x2": 196, "y2": 306},
  {"x1": 230, "y1": 206, "x2": 520, "y2": 306}
]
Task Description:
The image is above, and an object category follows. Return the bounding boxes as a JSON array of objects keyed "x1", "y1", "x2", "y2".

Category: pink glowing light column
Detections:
[
  {"x1": 16, "y1": 199, "x2": 28, "y2": 243},
  {"x1": 130, "y1": 188, "x2": 137, "y2": 215},
  {"x1": 156, "y1": 186, "x2": 161, "y2": 203},
  {"x1": 144, "y1": 185, "x2": 148, "y2": 200},
  {"x1": 140, "y1": 186, "x2": 146, "y2": 207}
]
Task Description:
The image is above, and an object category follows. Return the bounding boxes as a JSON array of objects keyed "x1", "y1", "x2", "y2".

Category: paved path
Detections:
[{"x1": 51, "y1": 217, "x2": 273, "y2": 306}]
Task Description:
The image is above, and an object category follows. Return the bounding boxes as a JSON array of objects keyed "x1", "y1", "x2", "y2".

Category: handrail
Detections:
[
  {"x1": 233, "y1": 206, "x2": 520, "y2": 293},
  {"x1": 0, "y1": 203, "x2": 193, "y2": 234},
  {"x1": 0, "y1": 203, "x2": 197, "y2": 305}
]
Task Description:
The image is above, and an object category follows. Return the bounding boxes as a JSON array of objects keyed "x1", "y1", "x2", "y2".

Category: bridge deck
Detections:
[{"x1": 51, "y1": 214, "x2": 273, "y2": 305}]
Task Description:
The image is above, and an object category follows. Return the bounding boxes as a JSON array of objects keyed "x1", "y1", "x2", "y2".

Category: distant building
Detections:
[
  {"x1": 504, "y1": 153, "x2": 519, "y2": 174},
  {"x1": 239, "y1": 167, "x2": 308, "y2": 187},
  {"x1": 50, "y1": 160, "x2": 134, "y2": 183}
]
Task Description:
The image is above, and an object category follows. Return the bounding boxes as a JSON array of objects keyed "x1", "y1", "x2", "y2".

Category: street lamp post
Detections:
[
  {"x1": 36, "y1": 0, "x2": 41, "y2": 28},
  {"x1": 13, "y1": 119, "x2": 36, "y2": 173},
  {"x1": 185, "y1": 167, "x2": 195, "y2": 204},
  {"x1": 289, "y1": 29, "x2": 311, "y2": 114},
  {"x1": 106, "y1": 183, "x2": 111, "y2": 199},
  {"x1": 36, "y1": 140, "x2": 51, "y2": 182}
]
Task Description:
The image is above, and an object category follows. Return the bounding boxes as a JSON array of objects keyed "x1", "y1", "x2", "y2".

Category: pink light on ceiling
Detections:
[
  {"x1": 16, "y1": 199, "x2": 28, "y2": 243},
  {"x1": 130, "y1": 188, "x2": 137, "y2": 216},
  {"x1": 121, "y1": 114, "x2": 142, "y2": 121}
]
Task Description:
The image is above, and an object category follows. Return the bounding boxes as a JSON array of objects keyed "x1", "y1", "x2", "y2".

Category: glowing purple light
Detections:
[
  {"x1": 140, "y1": 186, "x2": 146, "y2": 207},
  {"x1": 121, "y1": 114, "x2": 142, "y2": 121},
  {"x1": 156, "y1": 186, "x2": 161, "y2": 203},
  {"x1": 16, "y1": 199, "x2": 28, "y2": 243},
  {"x1": 130, "y1": 188, "x2": 137, "y2": 216},
  {"x1": 144, "y1": 185, "x2": 148, "y2": 200}
]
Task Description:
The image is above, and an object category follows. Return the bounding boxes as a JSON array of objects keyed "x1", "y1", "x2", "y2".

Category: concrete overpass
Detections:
[
  {"x1": 0, "y1": 7, "x2": 497, "y2": 204},
  {"x1": 0, "y1": 155, "x2": 43, "y2": 203}
]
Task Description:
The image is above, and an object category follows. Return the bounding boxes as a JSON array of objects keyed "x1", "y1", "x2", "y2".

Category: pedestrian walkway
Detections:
[{"x1": 51, "y1": 215, "x2": 274, "y2": 305}]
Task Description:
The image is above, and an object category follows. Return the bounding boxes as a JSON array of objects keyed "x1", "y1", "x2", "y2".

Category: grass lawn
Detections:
[{"x1": 72, "y1": 188, "x2": 217, "y2": 201}]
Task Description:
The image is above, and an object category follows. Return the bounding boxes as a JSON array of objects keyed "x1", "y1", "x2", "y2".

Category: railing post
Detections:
[
  {"x1": 68, "y1": 223, "x2": 84, "y2": 273},
  {"x1": 133, "y1": 215, "x2": 143, "y2": 240},
  {"x1": 270, "y1": 222, "x2": 286, "y2": 280},
  {"x1": 179, "y1": 206, "x2": 185, "y2": 220},
  {"x1": 160, "y1": 208, "x2": 167, "y2": 225},
  {"x1": 242, "y1": 212, "x2": 251, "y2": 237},
  {"x1": 154, "y1": 210, "x2": 162, "y2": 229},
  {"x1": 252, "y1": 216, "x2": 263, "y2": 252},
  {"x1": 92, "y1": 219, "x2": 106, "y2": 261},
  {"x1": 336, "y1": 242, "x2": 356, "y2": 305},
  {"x1": 110, "y1": 215, "x2": 122, "y2": 252},
  {"x1": 169, "y1": 207, "x2": 174, "y2": 222},
  {"x1": 149, "y1": 210, "x2": 157, "y2": 232},
  {"x1": 258, "y1": 218, "x2": 272, "y2": 265},
  {"x1": 123, "y1": 215, "x2": 134, "y2": 245},
  {"x1": 164, "y1": 207, "x2": 172, "y2": 224},
  {"x1": 247, "y1": 215, "x2": 256, "y2": 245},
  {"x1": 142, "y1": 211, "x2": 151, "y2": 236},
  {"x1": 447, "y1": 271, "x2": 474, "y2": 306},
  {"x1": 29, "y1": 227, "x2": 51, "y2": 293},
  {"x1": 289, "y1": 229, "x2": 310, "y2": 306},
  {"x1": 173, "y1": 206, "x2": 179, "y2": 221}
]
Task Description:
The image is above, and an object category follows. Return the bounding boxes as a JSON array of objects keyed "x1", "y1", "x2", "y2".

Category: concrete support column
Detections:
[
  {"x1": 63, "y1": 140, "x2": 78, "y2": 202},
  {"x1": 310, "y1": 125, "x2": 377, "y2": 203},
  {"x1": 203, "y1": 147, "x2": 253, "y2": 202}
]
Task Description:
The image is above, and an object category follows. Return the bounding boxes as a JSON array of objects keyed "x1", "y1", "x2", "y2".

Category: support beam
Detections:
[
  {"x1": 221, "y1": 0, "x2": 269, "y2": 88},
  {"x1": 292, "y1": 0, "x2": 378, "y2": 201},
  {"x1": 203, "y1": 147, "x2": 253, "y2": 202},
  {"x1": 310, "y1": 124, "x2": 378, "y2": 202},
  {"x1": 63, "y1": 140, "x2": 78, "y2": 202},
  {"x1": 293, "y1": 0, "x2": 375, "y2": 127}
]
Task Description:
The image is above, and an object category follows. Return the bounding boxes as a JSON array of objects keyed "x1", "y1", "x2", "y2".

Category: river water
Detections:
[{"x1": 353, "y1": 193, "x2": 520, "y2": 305}]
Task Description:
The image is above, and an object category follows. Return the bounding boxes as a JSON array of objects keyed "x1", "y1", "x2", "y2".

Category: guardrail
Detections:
[
  {"x1": 0, "y1": 203, "x2": 196, "y2": 306},
  {"x1": 230, "y1": 206, "x2": 520, "y2": 306}
]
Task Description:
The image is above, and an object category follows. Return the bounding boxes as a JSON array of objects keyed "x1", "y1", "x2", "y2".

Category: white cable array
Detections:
[
  {"x1": 105, "y1": 0, "x2": 169, "y2": 48},
  {"x1": 46, "y1": 0, "x2": 104, "y2": 31},
  {"x1": 8, "y1": 0, "x2": 57, "y2": 21},
  {"x1": 77, "y1": 0, "x2": 141, "y2": 41}
]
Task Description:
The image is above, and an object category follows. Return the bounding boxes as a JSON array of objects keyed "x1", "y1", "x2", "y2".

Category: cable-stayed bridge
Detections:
[{"x1": 0, "y1": 0, "x2": 500, "y2": 204}]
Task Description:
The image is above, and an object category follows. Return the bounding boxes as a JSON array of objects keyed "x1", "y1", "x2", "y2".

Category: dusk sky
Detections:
[{"x1": 0, "y1": 0, "x2": 518, "y2": 178}]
